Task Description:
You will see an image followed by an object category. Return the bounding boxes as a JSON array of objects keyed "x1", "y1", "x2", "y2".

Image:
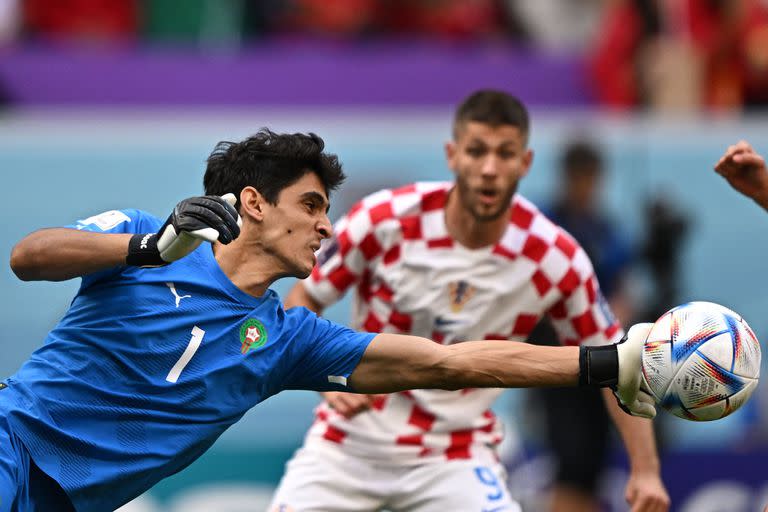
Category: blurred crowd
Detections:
[{"x1": 1, "y1": 0, "x2": 768, "y2": 112}]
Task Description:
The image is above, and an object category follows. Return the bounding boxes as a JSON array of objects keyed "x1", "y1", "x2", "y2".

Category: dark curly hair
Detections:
[{"x1": 203, "y1": 128, "x2": 345, "y2": 208}]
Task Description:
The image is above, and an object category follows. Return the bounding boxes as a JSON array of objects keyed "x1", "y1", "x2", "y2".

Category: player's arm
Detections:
[
  {"x1": 714, "y1": 140, "x2": 768, "y2": 210},
  {"x1": 349, "y1": 325, "x2": 656, "y2": 418},
  {"x1": 11, "y1": 229, "x2": 133, "y2": 281},
  {"x1": 287, "y1": 281, "x2": 382, "y2": 418},
  {"x1": 10, "y1": 194, "x2": 241, "y2": 282},
  {"x1": 352, "y1": 334, "x2": 580, "y2": 389},
  {"x1": 602, "y1": 389, "x2": 669, "y2": 511}
]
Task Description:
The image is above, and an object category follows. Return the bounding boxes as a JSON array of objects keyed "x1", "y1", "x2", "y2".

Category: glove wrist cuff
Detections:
[
  {"x1": 126, "y1": 233, "x2": 167, "y2": 267},
  {"x1": 579, "y1": 345, "x2": 619, "y2": 388}
]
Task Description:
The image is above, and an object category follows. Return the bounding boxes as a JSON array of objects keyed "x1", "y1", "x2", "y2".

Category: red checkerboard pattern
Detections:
[{"x1": 303, "y1": 182, "x2": 622, "y2": 463}]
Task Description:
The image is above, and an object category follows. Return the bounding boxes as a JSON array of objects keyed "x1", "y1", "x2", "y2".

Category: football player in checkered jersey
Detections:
[{"x1": 270, "y1": 91, "x2": 670, "y2": 512}]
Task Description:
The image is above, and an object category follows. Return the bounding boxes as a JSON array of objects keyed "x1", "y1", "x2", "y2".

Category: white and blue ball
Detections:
[{"x1": 641, "y1": 301, "x2": 761, "y2": 421}]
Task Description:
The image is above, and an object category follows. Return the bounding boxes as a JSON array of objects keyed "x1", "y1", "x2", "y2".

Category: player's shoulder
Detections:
[
  {"x1": 124, "y1": 209, "x2": 164, "y2": 233},
  {"x1": 124, "y1": 208, "x2": 162, "y2": 223},
  {"x1": 504, "y1": 195, "x2": 586, "y2": 264},
  {"x1": 71, "y1": 208, "x2": 162, "y2": 234},
  {"x1": 280, "y1": 303, "x2": 357, "y2": 341},
  {"x1": 350, "y1": 182, "x2": 452, "y2": 222}
]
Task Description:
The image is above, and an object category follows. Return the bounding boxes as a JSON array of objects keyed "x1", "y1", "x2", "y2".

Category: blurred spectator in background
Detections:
[
  {"x1": 635, "y1": 193, "x2": 691, "y2": 324},
  {"x1": 0, "y1": 0, "x2": 19, "y2": 45},
  {"x1": 277, "y1": 0, "x2": 518, "y2": 40},
  {"x1": 504, "y1": 0, "x2": 604, "y2": 52},
  {"x1": 23, "y1": 0, "x2": 138, "y2": 43},
  {"x1": 677, "y1": 0, "x2": 768, "y2": 109},
  {"x1": 0, "y1": 0, "x2": 19, "y2": 106},
  {"x1": 378, "y1": 0, "x2": 513, "y2": 40},
  {"x1": 589, "y1": 0, "x2": 698, "y2": 111},
  {"x1": 276, "y1": 0, "x2": 380, "y2": 38},
  {"x1": 590, "y1": 0, "x2": 768, "y2": 112},
  {"x1": 527, "y1": 139, "x2": 635, "y2": 512}
]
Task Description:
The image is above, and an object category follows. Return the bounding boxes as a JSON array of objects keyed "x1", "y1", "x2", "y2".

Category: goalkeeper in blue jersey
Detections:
[{"x1": 1, "y1": 128, "x2": 654, "y2": 511}]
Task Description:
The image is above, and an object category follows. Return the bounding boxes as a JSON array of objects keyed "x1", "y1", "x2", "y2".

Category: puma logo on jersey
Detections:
[{"x1": 166, "y1": 282, "x2": 191, "y2": 308}]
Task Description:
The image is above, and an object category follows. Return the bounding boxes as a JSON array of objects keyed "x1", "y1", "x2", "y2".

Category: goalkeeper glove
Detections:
[
  {"x1": 126, "y1": 193, "x2": 242, "y2": 267},
  {"x1": 579, "y1": 323, "x2": 657, "y2": 419}
]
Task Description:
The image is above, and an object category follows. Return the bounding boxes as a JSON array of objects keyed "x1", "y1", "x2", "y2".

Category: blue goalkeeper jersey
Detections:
[{"x1": 2, "y1": 209, "x2": 376, "y2": 512}]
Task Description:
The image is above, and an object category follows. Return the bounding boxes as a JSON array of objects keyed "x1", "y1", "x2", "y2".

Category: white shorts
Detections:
[{"x1": 268, "y1": 443, "x2": 522, "y2": 512}]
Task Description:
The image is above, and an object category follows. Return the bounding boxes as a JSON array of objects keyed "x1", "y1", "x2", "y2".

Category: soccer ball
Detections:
[{"x1": 641, "y1": 301, "x2": 761, "y2": 421}]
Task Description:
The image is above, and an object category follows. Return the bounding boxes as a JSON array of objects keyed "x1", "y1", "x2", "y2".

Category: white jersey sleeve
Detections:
[{"x1": 542, "y1": 229, "x2": 623, "y2": 347}]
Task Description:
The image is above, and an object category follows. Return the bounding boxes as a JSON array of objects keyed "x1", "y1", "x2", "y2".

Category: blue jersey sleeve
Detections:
[
  {"x1": 64, "y1": 209, "x2": 163, "y2": 289},
  {"x1": 281, "y1": 307, "x2": 376, "y2": 392}
]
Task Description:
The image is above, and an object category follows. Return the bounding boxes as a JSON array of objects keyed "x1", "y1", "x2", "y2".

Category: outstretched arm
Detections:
[
  {"x1": 10, "y1": 194, "x2": 240, "y2": 282},
  {"x1": 11, "y1": 229, "x2": 132, "y2": 281},
  {"x1": 350, "y1": 334, "x2": 581, "y2": 392},
  {"x1": 714, "y1": 140, "x2": 768, "y2": 210},
  {"x1": 349, "y1": 326, "x2": 656, "y2": 419}
]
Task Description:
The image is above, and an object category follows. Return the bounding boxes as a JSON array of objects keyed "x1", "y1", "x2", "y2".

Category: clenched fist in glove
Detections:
[
  {"x1": 126, "y1": 193, "x2": 242, "y2": 267},
  {"x1": 580, "y1": 323, "x2": 657, "y2": 419},
  {"x1": 614, "y1": 323, "x2": 656, "y2": 419}
]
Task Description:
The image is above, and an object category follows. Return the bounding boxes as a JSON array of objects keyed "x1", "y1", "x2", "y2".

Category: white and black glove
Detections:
[
  {"x1": 126, "y1": 193, "x2": 242, "y2": 267},
  {"x1": 579, "y1": 323, "x2": 657, "y2": 419},
  {"x1": 614, "y1": 323, "x2": 656, "y2": 419}
]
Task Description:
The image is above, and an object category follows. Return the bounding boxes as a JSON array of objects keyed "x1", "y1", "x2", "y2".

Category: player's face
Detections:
[
  {"x1": 262, "y1": 172, "x2": 332, "y2": 279},
  {"x1": 446, "y1": 122, "x2": 533, "y2": 221}
]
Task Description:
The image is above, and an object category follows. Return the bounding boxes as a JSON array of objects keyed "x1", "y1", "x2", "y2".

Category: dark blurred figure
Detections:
[
  {"x1": 528, "y1": 139, "x2": 634, "y2": 512},
  {"x1": 0, "y1": 80, "x2": 10, "y2": 108},
  {"x1": 589, "y1": 0, "x2": 768, "y2": 111},
  {"x1": 242, "y1": 0, "x2": 289, "y2": 38},
  {"x1": 636, "y1": 194, "x2": 691, "y2": 325}
]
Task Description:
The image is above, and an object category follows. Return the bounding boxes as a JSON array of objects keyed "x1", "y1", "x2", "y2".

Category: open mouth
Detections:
[{"x1": 478, "y1": 188, "x2": 498, "y2": 204}]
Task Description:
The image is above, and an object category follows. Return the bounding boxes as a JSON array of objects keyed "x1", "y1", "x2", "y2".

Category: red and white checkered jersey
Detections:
[{"x1": 302, "y1": 182, "x2": 623, "y2": 464}]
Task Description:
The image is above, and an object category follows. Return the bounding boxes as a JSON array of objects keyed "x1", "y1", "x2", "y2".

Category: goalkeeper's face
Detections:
[
  {"x1": 258, "y1": 172, "x2": 333, "y2": 279},
  {"x1": 446, "y1": 121, "x2": 532, "y2": 222}
]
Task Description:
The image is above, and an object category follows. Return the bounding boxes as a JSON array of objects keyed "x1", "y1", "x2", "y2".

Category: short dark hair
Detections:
[
  {"x1": 561, "y1": 140, "x2": 603, "y2": 176},
  {"x1": 452, "y1": 90, "x2": 530, "y2": 141},
  {"x1": 203, "y1": 128, "x2": 345, "y2": 207}
]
